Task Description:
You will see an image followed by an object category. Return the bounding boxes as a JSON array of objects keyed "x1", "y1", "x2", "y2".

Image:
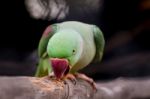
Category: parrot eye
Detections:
[{"x1": 72, "y1": 49, "x2": 76, "y2": 55}]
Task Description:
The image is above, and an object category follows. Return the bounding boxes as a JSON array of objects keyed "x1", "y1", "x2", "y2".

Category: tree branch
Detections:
[{"x1": 0, "y1": 76, "x2": 150, "y2": 99}]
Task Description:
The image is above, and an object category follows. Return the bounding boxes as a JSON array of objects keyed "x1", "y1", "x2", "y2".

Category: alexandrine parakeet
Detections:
[{"x1": 35, "y1": 21, "x2": 105, "y2": 80}]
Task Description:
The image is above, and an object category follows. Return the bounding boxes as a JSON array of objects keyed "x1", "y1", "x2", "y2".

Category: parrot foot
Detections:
[
  {"x1": 63, "y1": 74, "x2": 77, "y2": 85},
  {"x1": 74, "y1": 73, "x2": 97, "y2": 92},
  {"x1": 64, "y1": 73, "x2": 97, "y2": 92}
]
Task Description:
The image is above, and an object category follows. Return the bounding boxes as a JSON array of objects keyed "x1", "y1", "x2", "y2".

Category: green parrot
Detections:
[{"x1": 35, "y1": 21, "x2": 105, "y2": 80}]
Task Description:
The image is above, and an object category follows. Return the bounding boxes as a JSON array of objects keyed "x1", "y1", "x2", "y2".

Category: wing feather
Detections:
[{"x1": 92, "y1": 25, "x2": 105, "y2": 62}]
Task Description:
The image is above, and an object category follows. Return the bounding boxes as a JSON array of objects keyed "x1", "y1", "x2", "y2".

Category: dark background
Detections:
[{"x1": 0, "y1": 0, "x2": 149, "y2": 80}]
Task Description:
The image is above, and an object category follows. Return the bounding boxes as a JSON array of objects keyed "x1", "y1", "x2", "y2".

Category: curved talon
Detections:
[{"x1": 63, "y1": 74, "x2": 77, "y2": 85}]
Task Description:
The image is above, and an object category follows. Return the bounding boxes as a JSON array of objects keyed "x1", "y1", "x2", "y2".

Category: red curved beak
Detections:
[{"x1": 50, "y1": 58, "x2": 69, "y2": 79}]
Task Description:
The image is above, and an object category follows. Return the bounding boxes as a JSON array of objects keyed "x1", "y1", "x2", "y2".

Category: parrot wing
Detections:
[
  {"x1": 38, "y1": 24, "x2": 57, "y2": 58},
  {"x1": 92, "y1": 25, "x2": 105, "y2": 62},
  {"x1": 35, "y1": 24, "x2": 57, "y2": 77},
  {"x1": 35, "y1": 57, "x2": 51, "y2": 77}
]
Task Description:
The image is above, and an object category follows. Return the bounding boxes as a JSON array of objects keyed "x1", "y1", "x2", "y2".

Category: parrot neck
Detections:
[{"x1": 69, "y1": 32, "x2": 84, "y2": 69}]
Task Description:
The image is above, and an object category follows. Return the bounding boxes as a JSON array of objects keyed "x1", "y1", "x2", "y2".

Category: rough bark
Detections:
[{"x1": 0, "y1": 76, "x2": 150, "y2": 99}]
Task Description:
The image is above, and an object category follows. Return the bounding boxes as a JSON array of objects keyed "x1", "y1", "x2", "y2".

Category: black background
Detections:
[{"x1": 0, "y1": 0, "x2": 149, "y2": 80}]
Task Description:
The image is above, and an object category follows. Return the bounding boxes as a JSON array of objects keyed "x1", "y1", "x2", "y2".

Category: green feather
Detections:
[
  {"x1": 38, "y1": 24, "x2": 57, "y2": 58},
  {"x1": 35, "y1": 56, "x2": 51, "y2": 77},
  {"x1": 35, "y1": 21, "x2": 105, "y2": 77},
  {"x1": 36, "y1": 24, "x2": 57, "y2": 77},
  {"x1": 92, "y1": 25, "x2": 105, "y2": 62}
]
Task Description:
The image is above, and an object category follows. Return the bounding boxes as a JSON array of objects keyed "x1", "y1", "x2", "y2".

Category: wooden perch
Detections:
[{"x1": 0, "y1": 76, "x2": 150, "y2": 99}]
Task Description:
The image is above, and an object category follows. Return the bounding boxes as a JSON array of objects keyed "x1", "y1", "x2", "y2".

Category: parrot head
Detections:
[{"x1": 47, "y1": 29, "x2": 83, "y2": 79}]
